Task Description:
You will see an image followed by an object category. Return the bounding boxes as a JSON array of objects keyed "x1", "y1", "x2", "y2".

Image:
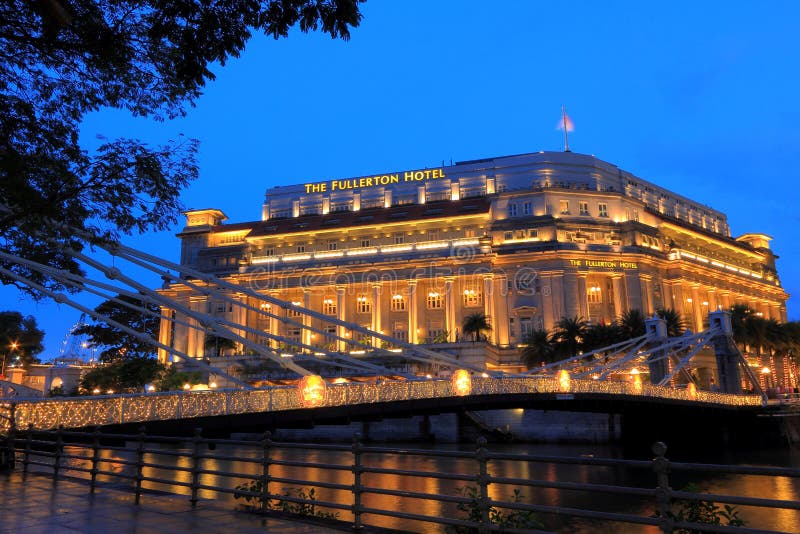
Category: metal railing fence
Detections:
[{"x1": 3, "y1": 425, "x2": 800, "y2": 533}]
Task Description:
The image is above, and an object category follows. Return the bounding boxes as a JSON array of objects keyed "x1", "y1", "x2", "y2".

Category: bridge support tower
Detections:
[
  {"x1": 708, "y1": 310, "x2": 742, "y2": 394},
  {"x1": 645, "y1": 314, "x2": 668, "y2": 385}
]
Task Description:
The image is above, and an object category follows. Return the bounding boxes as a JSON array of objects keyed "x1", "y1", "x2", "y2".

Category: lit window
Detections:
[
  {"x1": 559, "y1": 200, "x2": 570, "y2": 215},
  {"x1": 523, "y1": 202, "x2": 532, "y2": 215},
  {"x1": 632, "y1": 209, "x2": 639, "y2": 222},
  {"x1": 323, "y1": 298, "x2": 337, "y2": 316},
  {"x1": 515, "y1": 229, "x2": 526, "y2": 239},
  {"x1": 587, "y1": 285, "x2": 602, "y2": 303},
  {"x1": 508, "y1": 203, "x2": 518, "y2": 217},
  {"x1": 356, "y1": 295, "x2": 371, "y2": 314},
  {"x1": 598, "y1": 203, "x2": 609, "y2": 218},
  {"x1": 579, "y1": 201, "x2": 589, "y2": 216},
  {"x1": 464, "y1": 226, "x2": 476, "y2": 238},
  {"x1": 462, "y1": 288, "x2": 481, "y2": 307},
  {"x1": 427, "y1": 230, "x2": 440, "y2": 241},
  {"x1": 288, "y1": 301, "x2": 303, "y2": 317},
  {"x1": 391, "y1": 294, "x2": 406, "y2": 311},
  {"x1": 426, "y1": 291, "x2": 443, "y2": 309}
]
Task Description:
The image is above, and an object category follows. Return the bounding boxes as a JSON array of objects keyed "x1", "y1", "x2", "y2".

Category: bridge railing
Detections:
[
  {"x1": 4, "y1": 426, "x2": 799, "y2": 533},
  {"x1": 1, "y1": 377, "x2": 764, "y2": 432}
]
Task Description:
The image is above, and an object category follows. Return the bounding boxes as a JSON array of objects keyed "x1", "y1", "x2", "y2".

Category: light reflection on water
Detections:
[{"x1": 62, "y1": 441, "x2": 800, "y2": 533}]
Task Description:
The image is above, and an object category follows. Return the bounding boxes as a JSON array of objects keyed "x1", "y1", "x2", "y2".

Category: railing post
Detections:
[
  {"x1": 89, "y1": 426, "x2": 101, "y2": 494},
  {"x1": 652, "y1": 441, "x2": 673, "y2": 533},
  {"x1": 475, "y1": 436, "x2": 491, "y2": 533},
  {"x1": 351, "y1": 432, "x2": 364, "y2": 530},
  {"x1": 134, "y1": 426, "x2": 146, "y2": 505},
  {"x1": 53, "y1": 424, "x2": 64, "y2": 484},
  {"x1": 22, "y1": 423, "x2": 33, "y2": 475},
  {"x1": 260, "y1": 431, "x2": 271, "y2": 512},
  {"x1": 5, "y1": 404, "x2": 17, "y2": 470},
  {"x1": 189, "y1": 427, "x2": 202, "y2": 508}
]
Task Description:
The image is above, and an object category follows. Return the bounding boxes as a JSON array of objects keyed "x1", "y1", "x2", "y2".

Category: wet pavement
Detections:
[{"x1": 0, "y1": 470, "x2": 345, "y2": 533}]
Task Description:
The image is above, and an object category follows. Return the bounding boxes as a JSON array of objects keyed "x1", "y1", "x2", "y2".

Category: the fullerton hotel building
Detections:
[{"x1": 159, "y1": 151, "x2": 788, "y2": 363}]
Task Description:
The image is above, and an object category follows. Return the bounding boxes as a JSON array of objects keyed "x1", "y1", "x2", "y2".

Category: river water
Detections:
[{"x1": 62, "y1": 439, "x2": 800, "y2": 533}]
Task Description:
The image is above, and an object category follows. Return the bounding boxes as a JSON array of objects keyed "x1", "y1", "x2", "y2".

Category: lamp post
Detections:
[{"x1": 1, "y1": 342, "x2": 18, "y2": 379}]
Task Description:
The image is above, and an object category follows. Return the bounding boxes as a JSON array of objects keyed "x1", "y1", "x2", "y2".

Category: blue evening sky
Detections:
[{"x1": 5, "y1": 1, "x2": 799, "y2": 358}]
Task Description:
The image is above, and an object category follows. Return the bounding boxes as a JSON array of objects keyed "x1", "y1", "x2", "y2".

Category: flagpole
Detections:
[{"x1": 562, "y1": 105, "x2": 570, "y2": 152}]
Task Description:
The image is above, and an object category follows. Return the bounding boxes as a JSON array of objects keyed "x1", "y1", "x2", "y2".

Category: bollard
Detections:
[
  {"x1": 90, "y1": 426, "x2": 101, "y2": 493},
  {"x1": 475, "y1": 436, "x2": 491, "y2": 533},
  {"x1": 134, "y1": 426, "x2": 146, "y2": 505},
  {"x1": 53, "y1": 424, "x2": 64, "y2": 484},
  {"x1": 189, "y1": 427, "x2": 202, "y2": 507},
  {"x1": 351, "y1": 433, "x2": 364, "y2": 530},
  {"x1": 260, "y1": 431, "x2": 272, "y2": 512},
  {"x1": 652, "y1": 441, "x2": 673, "y2": 533}
]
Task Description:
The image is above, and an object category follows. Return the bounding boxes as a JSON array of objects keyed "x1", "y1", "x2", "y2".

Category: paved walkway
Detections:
[{"x1": 0, "y1": 470, "x2": 344, "y2": 533}]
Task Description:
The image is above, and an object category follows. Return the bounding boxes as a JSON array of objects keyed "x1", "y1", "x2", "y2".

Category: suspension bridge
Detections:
[{"x1": 0, "y1": 231, "x2": 778, "y2": 438}]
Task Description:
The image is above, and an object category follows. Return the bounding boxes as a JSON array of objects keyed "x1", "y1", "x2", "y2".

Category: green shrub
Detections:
[
  {"x1": 656, "y1": 483, "x2": 745, "y2": 533},
  {"x1": 447, "y1": 485, "x2": 543, "y2": 533},
  {"x1": 234, "y1": 480, "x2": 338, "y2": 521}
]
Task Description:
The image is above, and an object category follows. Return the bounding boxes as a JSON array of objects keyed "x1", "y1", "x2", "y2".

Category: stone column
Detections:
[
  {"x1": 691, "y1": 286, "x2": 704, "y2": 333},
  {"x1": 157, "y1": 306, "x2": 173, "y2": 365},
  {"x1": 187, "y1": 296, "x2": 207, "y2": 359},
  {"x1": 371, "y1": 283, "x2": 382, "y2": 347},
  {"x1": 483, "y1": 274, "x2": 495, "y2": 344},
  {"x1": 549, "y1": 272, "x2": 565, "y2": 328},
  {"x1": 267, "y1": 297, "x2": 280, "y2": 350},
  {"x1": 611, "y1": 276, "x2": 625, "y2": 318},
  {"x1": 707, "y1": 289, "x2": 718, "y2": 312},
  {"x1": 624, "y1": 272, "x2": 643, "y2": 313},
  {"x1": 672, "y1": 284, "x2": 687, "y2": 328},
  {"x1": 640, "y1": 275, "x2": 653, "y2": 316},
  {"x1": 444, "y1": 277, "x2": 456, "y2": 342},
  {"x1": 563, "y1": 272, "x2": 580, "y2": 319},
  {"x1": 576, "y1": 274, "x2": 589, "y2": 320},
  {"x1": 302, "y1": 289, "x2": 312, "y2": 350},
  {"x1": 539, "y1": 273, "x2": 555, "y2": 331},
  {"x1": 408, "y1": 280, "x2": 418, "y2": 344},
  {"x1": 493, "y1": 275, "x2": 510, "y2": 347},
  {"x1": 661, "y1": 281, "x2": 674, "y2": 311},
  {"x1": 336, "y1": 285, "x2": 348, "y2": 352}
]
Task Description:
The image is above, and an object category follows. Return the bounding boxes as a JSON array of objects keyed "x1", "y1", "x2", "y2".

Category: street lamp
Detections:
[{"x1": 1, "y1": 342, "x2": 18, "y2": 378}]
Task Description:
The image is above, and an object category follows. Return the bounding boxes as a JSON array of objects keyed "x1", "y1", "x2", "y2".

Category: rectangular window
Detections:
[
  {"x1": 504, "y1": 231, "x2": 514, "y2": 240},
  {"x1": 523, "y1": 202, "x2": 532, "y2": 215},
  {"x1": 393, "y1": 233, "x2": 405, "y2": 245},
  {"x1": 464, "y1": 226, "x2": 477, "y2": 238},
  {"x1": 632, "y1": 209, "x2": 639, "y2": 222},
  {"x1": 322, "y1": 298, "x2": 337, "y2": 316},
  {"x1": 462, "y1": 288, "x2": 481, "y2": 307},
  {"x1": 598, "y1": 203, "x2": 609, "y2": 217},
  {"x1": 390, "y1": 294, "x2": 406, "y2": 311},
  {"x1": 296, "y1": 244, "x2": 305, "y2": 253},
  {"x1": 528, "y1": 229, "x2": 538, "y2": 238},
  {"x1": 427, "y1": 230, "x2": 440, "y2": 241},
  {"x1": 587, "y1": 285, "x2": 602, "y2": 303},
  {"x1": 519, "y1": 317, "x2": 533, "y2": 338},
  {"x1": 579, "y1": 201, "x2": 589, "y2": 216},
  {"x1": 508, "y1": 203, "x2": 518, "y2": 217},
  {"x1": 392, "y1": 321, "x2": 408, "y2": 342},
  {"x1": 360, "y1": 239, "x2": 370, "y2": 248},
  {"x1": 287, "y1": 301, "x2": 303, "y2": 317},
  {"x1": 559, "y1": 200, "x2": 570, "y2": 214},
  {"x1": 427, "y1": 320, "x2": 445, "y2": 341},
  {"x1": 264, "y1": 247, "x2": 275, "y2": 256},
  {"x1": 356, "y1": 295, "x2": 371, "y2": 314},
  {"x1": 515, "y1": 229, "x2": 526, "y2": 239},
  {"x1": 327, "y1": 241, "x2": 338, "y2": 250},
  {"x1": 426, "y1": 291, "x2": 443, "y2": 309}
]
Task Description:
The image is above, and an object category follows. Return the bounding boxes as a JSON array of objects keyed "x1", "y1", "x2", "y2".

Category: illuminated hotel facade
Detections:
[{"x1": 160, "y1": 151, "x2": 788, "y2": 363}]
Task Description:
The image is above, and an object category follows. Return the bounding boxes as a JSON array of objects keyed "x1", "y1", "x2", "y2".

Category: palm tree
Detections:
[
  {"x1": 521, "y1": 328, "x2": 554, "y2": 368},
  {"x1": 729, "y1": 304, "x2": 754, "y2": 347},
  {"x1": 550, "y1": 316, "x2": 588, "y2": 359},
  {"x1": 581, "y1": 321, "x2": 622, "y2": 353},
  {"x1": 655, "y1": 308, "x2": 686, "y2": 337},
  {"x1": 462, "y1": 313, "x2": 492, "y2": 343},
  {"x1": 617, "y1": 309, "x2": 646, "y2": 340}
]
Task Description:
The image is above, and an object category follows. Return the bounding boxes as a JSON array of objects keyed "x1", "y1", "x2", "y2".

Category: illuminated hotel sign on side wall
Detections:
[
  {"x1": 569, "y1": 259, "x2": 639, "y2": 269},
  {"x1": 304, "y1": 168, "x2": 447, "y2": 193}
]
